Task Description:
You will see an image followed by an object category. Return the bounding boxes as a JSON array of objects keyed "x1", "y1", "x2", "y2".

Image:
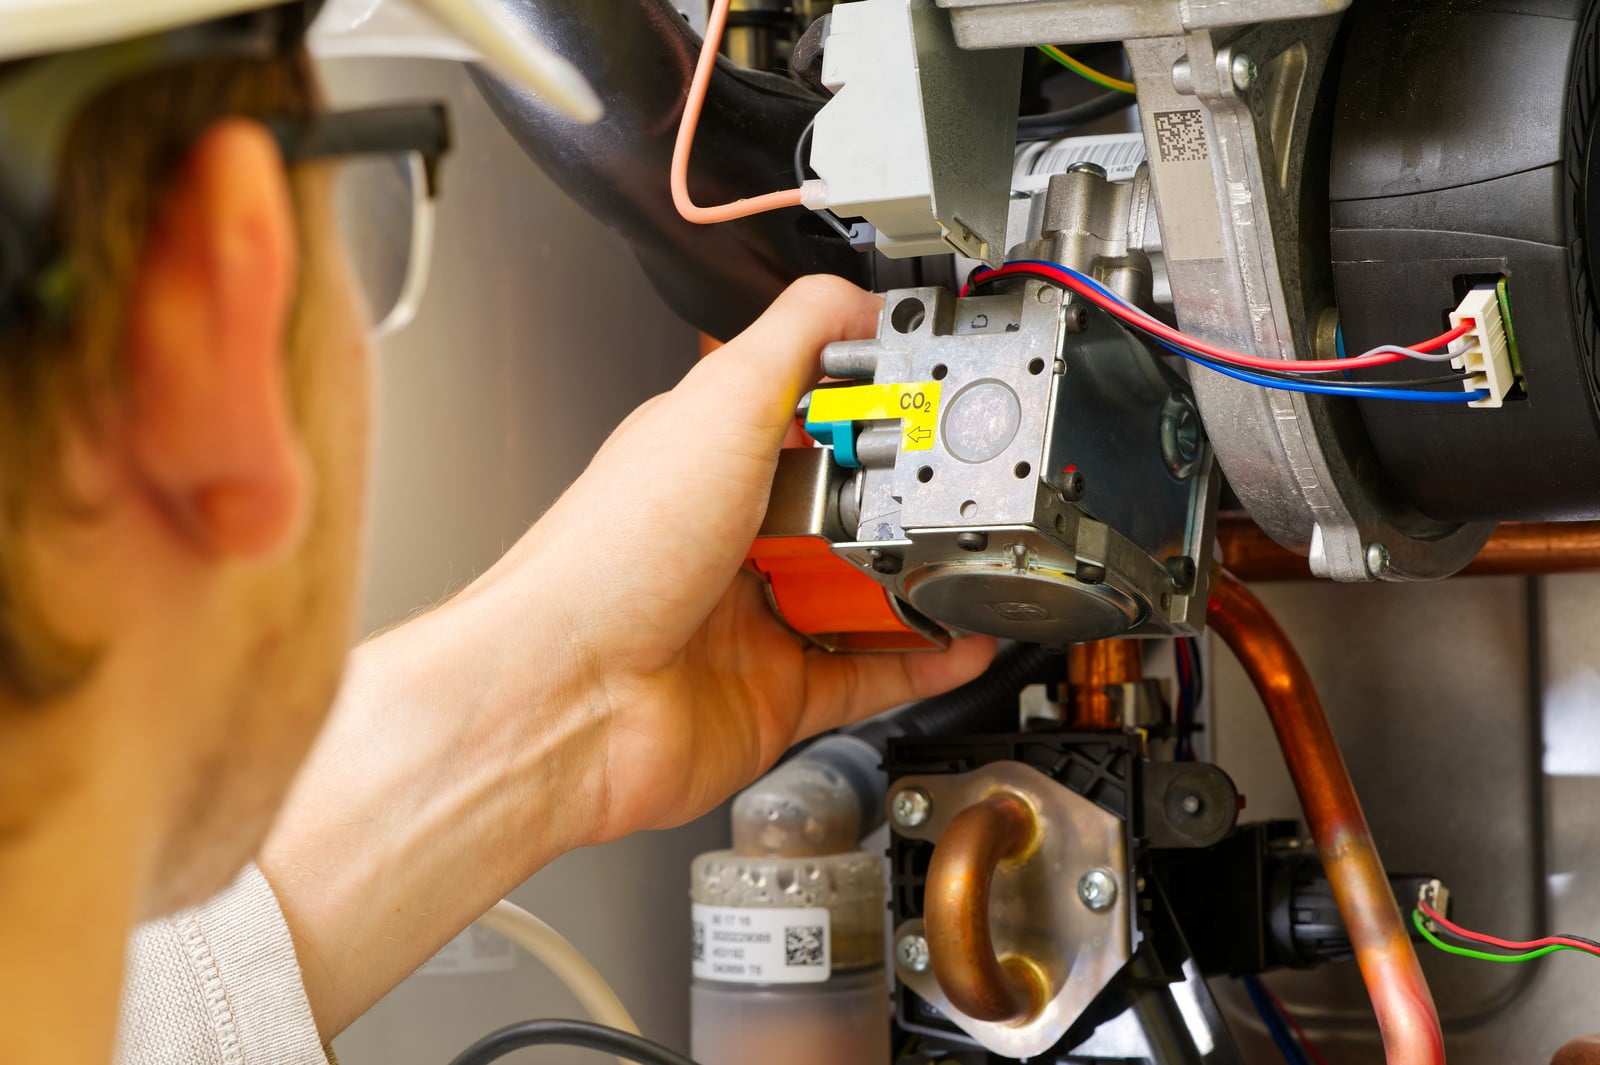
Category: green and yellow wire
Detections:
[{"x1": 1037, "y1": 45, "x2": 1135, "y2": 94}]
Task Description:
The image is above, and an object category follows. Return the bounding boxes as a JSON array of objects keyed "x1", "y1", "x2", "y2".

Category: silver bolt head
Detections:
[
  {"x1": 891, "y1": 787, "x2": 932, "y2": 829},
  {"x1": 1077, "y1": 868, "x2": 1118, "y2": 911},
  {"x1": 1231, "y1": 53, "x2": 1258, "y2": 90},
  {"x1": 897, "y1": 933, "x2": 931, "y2": 972},
  {"x1": 1365, "y1": 542, "x2": 1391, "y2": 578}
]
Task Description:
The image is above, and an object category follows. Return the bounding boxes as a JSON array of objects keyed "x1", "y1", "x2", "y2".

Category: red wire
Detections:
[
  {"x1": 968, "y1": 263, "x2": 1472, "y2": 374},
  {"x1": 1409, "y1": 323, "x2": 1473, "y2": 353},
  {"x1": 1258, "y1": 979, "x2": 1332, "y2": 1065},
  {"x1": 1418, "y1": 900, "x2": 1600, "y2": 958}
]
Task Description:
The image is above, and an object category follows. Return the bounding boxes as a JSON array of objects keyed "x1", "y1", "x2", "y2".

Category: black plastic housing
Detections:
[
  {"x1": 473, "y1": 0, "x2": 872, "y2": 341},
  {"x1": 1329, "y1": 0, "x2": 1600, "y2": 521}
]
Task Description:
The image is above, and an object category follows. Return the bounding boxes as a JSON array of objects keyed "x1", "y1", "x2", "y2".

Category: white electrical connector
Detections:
[{"x1": 1447, "y1": 285, "x2": 1515, "y2": 408}]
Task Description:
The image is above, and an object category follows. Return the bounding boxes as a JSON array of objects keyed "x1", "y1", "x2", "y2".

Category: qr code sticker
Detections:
[
  {"x1": 784, "y1": 925, "x2": 825, "y2": 968},
  {"x1": 692, "y1": 921, "x2": 705, "y2": 963},
  {"x1": 1154, "y1": 110, "x2": 1209, "y2": 163}
]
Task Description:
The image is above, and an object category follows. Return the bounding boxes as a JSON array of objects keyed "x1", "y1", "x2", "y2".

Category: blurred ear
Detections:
[{"x1": 124, "y1": 117, "x2": 305, "y2": 561}]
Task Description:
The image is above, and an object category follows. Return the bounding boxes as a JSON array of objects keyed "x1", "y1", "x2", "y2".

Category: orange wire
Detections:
[{"x1": 671, "y1": 0, "x2": 809, "y2": 223}]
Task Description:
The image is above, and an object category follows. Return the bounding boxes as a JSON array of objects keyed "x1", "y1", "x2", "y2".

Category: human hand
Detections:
[
  {"x1": 452, "y1": 274, "x2": 996, "y2": 842},
  {"x1": 261, "y1": 276, "x2": 992, "y2": 1037}
]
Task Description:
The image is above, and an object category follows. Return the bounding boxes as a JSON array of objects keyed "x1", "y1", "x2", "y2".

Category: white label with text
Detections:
[{"x1": 691, "y1": 905, "x2": 831, "y2": 984}]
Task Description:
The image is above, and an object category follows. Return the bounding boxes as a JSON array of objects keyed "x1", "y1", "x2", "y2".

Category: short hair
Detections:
[{"x1": 0, "y1": 49, "x2": 319, "y2": 701}]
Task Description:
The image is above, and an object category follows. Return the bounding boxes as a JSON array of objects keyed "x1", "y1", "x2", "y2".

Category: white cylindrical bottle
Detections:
[{"x1": 689, "y1": 740, "x2": 890, "y2": 1065}]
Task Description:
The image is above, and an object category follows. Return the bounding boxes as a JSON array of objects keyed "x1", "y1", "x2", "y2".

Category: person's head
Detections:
[{"x1": 0, "y1": 0, "x2": 599, "y2": 916}]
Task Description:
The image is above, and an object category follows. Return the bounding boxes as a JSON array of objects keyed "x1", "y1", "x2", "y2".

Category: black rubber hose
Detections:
[
  {"x1": 1017, "y1": 91, "x2": 1137, "y2": 141},
  {"x1": 472, "y1": 0, "x2": 869, "y2": 341},
  {"x1": 847, "y1": 642, "x2": 1063, "y2": 751},
  {"x1": 447, "y1": 1020, "x2": 700, "y2": 1065}
]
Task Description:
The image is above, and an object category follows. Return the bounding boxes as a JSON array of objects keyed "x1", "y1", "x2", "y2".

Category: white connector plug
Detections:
[{"x1": 1448, "y1": 285, "x2": 1515, "y2": 408}]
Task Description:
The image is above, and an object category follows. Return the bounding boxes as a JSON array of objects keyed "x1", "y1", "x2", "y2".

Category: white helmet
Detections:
[{"x1": 0, "y1": 0, "x2": 601, "y2": 122}]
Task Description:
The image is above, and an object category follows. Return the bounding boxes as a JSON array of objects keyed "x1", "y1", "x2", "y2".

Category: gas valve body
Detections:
[{"x1": 768, "y1": 275, "x2": 1217, "y2": 648}]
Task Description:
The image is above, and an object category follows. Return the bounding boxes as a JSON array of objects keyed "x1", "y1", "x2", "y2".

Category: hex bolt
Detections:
[
  {"x1": 896, "y1": 934, "x2": 931, "y2": 973},
  {"x1": 1078, "y1": 869, "x2": 1118, "y2": 912},
  {"x1": 955, "y1": 531, "x2": 989, "y2": 553},
  {"x1": 1365, "y1": 542, "x2": 1392, "y2": 579},
  {"x1": 1231, "y1": 52, "x2": 1258, "y2": 91},
  {"x1": 891, "y1": 787, "x2": 932, "y2": 829},
  {"x1": 868, "y1": 548, "x2": 903, "y2": 576}
]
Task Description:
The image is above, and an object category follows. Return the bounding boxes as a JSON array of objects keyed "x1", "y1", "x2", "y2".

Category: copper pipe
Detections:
[
  {"x1": 1218, "y1": 513, "x2": 1600, "y2": 580},
  {"x1": 1208, "y1": 571, "x2": 1444, "y2": 1065},
  {"x1": 1066, "y1": 640, "x2": 1142, "y2": 729},
  {"x1": 925, "y1": 792, "x2": 1045, "y2": 1024}
]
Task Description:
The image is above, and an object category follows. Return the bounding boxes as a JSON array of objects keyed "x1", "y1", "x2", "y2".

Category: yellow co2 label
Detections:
[{"x1": 808, "y1": 381, "x2": 942, "y2": 451}]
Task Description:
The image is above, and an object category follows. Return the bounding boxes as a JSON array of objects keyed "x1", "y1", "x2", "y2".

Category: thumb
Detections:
[{"x1": 677, "y1": 275, "x2": 884, "y2": 450}]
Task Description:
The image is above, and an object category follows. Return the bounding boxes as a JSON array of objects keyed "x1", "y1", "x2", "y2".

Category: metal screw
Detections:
[
  {"x1": 1078, "y1": 869, "x2": 1118, "y2": 912},
  {"x1": 1180, "y1": 793, "x2": 1203, "y2": 816},
  {"x1": 1065, "y1": 160, "x2": 1107, "y2": 179},
  {"x1": 1059, "y1": 471, "x2": 1086, "y2": 501},
  {"x1": 1231, "y1": 53, "x2": 1258, "y2": 91},
  {"x1": 897, "y1": 934, "x2": 931, "y2": 972},
  {"x1": 1077, "y1": 561, "x2": 1106, "y2": 585},
  {"x1": 891, "y1": 787, "x2": 932, "y2": 829},
  {"x1": 1365, "y1": 542, "x2": 1391, "y2": 578},
  {"x1": 1160, "y1": 393, "x2": 1203, "y2": 481},
  {"x1": 955, "y1": 531, "x2": 989, "y2": 553},
  {"x1": 1065, "y1": 304, "x2": 1090, "y2": 333},
  {"x1": 868, "y1": 548, "x2": 903, "y2": 576},
  {"x1": 1164, "y1": 555, "x2": 1197, "y2": 592}
]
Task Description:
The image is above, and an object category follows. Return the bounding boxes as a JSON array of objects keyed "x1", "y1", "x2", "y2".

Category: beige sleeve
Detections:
[{"x1": 116, "y1": 864, "x2": 331, "y2": 1065}]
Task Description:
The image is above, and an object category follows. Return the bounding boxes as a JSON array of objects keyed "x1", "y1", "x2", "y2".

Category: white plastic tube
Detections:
[{"x1": 474, "y1": 899, "x2": 641, "y2": 1055}]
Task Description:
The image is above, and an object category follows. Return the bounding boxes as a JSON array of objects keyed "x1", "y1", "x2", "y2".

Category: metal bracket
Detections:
[{"x1": 890, "y1": 761, "x2": 1132, "y2": 1058}]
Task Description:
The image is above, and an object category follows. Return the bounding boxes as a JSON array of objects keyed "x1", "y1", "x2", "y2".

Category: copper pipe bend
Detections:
[
  {"x1": 1208, "y1": 570, "x2": 1445, "y2": 1065},
  {"x1": 925, "y1": 792, "x2": 1046, "y2": 1025}
]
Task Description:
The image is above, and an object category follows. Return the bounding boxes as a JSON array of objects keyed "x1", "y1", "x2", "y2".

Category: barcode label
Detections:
[
  {"x1": 1013, "y1": 132, "x2": 1148, "y2": 192},
  {"x1": 691, "y1": 904, "x2": 832, "y2": 984},
  {"x1": 1153, "y1": 109, "x2": 1209, "y2": 163}
]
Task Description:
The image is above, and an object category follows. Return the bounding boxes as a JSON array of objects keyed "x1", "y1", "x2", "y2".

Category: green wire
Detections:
[
  {"x1": 1036, "y1": 45, "x2": 1136, "y2": 95},
  {"x1": 1412, "y1": 909, "x2": 1565, "y2": 963}
]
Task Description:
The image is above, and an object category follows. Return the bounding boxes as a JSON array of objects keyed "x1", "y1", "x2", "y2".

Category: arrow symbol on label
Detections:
[{"x1": 905, "y1": 426, "x2": 932, "y2": 445}]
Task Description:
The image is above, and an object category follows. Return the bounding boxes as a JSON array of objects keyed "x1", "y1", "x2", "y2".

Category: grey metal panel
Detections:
[{"x1": 315, "y1": 56, "x2": 720, "y2": 1065}]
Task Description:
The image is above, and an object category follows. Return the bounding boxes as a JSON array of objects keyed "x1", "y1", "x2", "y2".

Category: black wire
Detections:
[
  {"x1": 1017, "y1": 91, "x2": 1136, "y2": 141},
  {"x1": 792, "y1": 116, "x2": 855, "y2": 241},
  {"x1": 446, "y1": 1020, "x2": 702, "y2": 1065},
  {"x1": 1181, "y1": 347, "x2": 1469, "y2": 391},
  {"x1": 966, "y1": 267, "x2": 1471, "y2": 392}
]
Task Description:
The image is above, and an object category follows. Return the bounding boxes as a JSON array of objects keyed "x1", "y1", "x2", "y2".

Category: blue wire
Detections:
[
  {"x1": 1242, "y1": 975, "x2": 1311, "y2": 1065},
  {"x1": 971, "y1": 262, "x2": 1487, "y2": 404},
  {"x1": 1193, "y1": 356, "x2": 1487, "y2": 403}
]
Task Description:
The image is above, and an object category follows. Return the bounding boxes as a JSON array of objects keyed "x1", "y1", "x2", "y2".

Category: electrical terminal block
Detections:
[
  {"x1": 1448, "y1": 285, "x2": 1516, "y2": 408},
  {"x1": 1417, "y1": 878, "x2": 1452, "y2": 926}
]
